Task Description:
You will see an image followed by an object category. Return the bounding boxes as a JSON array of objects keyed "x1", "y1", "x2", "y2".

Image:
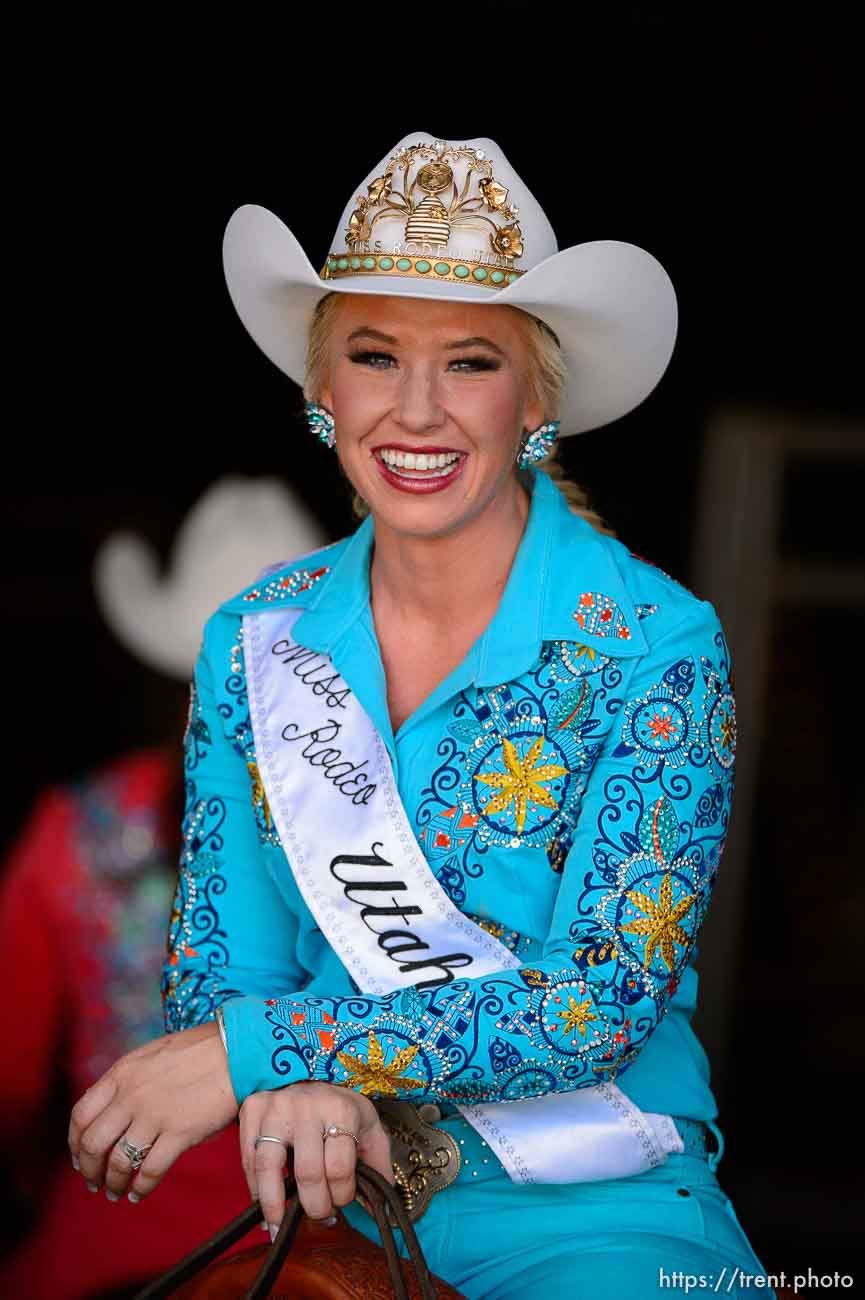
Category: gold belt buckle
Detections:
[{"x1": 372, "y1": 1099, "x2": 462, "y2": 1224}]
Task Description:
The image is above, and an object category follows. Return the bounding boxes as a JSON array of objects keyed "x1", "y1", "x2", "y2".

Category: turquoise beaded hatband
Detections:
[{"x1": 321, "y1": 251, "x2": 524, "y2": 290}]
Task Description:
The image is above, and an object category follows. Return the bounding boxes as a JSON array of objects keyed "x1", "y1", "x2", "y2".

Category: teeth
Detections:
[{"x1": 379, "y1": 448, "x2": 461, "y2": 475}]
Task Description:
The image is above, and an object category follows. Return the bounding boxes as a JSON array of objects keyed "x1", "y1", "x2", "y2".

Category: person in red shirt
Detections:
[{"x1": 0, "y1": 477, "x2": 325, "y2": 1299}]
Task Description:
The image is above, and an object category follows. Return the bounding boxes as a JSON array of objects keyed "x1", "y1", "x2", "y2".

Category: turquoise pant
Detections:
[{"x1": 343, "y1": 1114, "x2": 774, "y2": 1300}]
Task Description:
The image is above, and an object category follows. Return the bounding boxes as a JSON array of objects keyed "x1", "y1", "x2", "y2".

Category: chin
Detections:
[
  {"x1": 349, "y1": 455, "x2": 517, "y2": 537},
  {"x1": 372, "y1": 495, "x2": 471, "y2": 540}
]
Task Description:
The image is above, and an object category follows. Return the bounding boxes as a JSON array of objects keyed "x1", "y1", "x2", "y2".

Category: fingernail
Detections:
[
  {"x1": 319, "y1": 1214, "x2": 338, "y2": 1228},
  {"x1": 268, "y1": 1223, "x2": 279, "y2": 1242},
  {"x1": 86, "y1": 1182, "x2": 99, "y2": 1194},
  {"x1": 71, "y1": 1155, "x2": 80, "y2": 1171},
  {"x1": 105, "y1": 1190, "x2": 120, "y2": 1202},
  {"x1": 128, "y1": 1191, "x2": 140, "y2": 1204}
]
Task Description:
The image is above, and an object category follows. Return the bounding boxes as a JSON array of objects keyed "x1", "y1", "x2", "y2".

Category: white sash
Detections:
[{"x1": 243, "y1": 608, "x2": 682, "y2": 1184}]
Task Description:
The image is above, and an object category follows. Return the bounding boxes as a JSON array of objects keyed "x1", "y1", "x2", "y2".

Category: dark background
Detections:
[{"x1": 4, "y1": 5, "x2": 862, "y2": 1287}]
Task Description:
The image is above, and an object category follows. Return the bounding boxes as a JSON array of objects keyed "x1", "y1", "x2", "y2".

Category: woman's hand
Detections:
[
  {"x1": 239, "y1": 1081, "x2": 394, "y2": 1235},
  {"x1": 68, "y1": 1022, "x2": 237, "y2": 1203}
]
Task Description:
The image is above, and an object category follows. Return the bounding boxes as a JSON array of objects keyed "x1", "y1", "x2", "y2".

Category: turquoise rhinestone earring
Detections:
[
  {"x1": 305, "y1": 401, "x2": 336, "y2": 449},
  {"x1": 517, "y1": 419, "x2": 560, "y2": 468}
]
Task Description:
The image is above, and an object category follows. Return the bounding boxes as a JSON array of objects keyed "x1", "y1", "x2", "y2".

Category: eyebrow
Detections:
[
  {"x1": 444, "y1": 336, "x2": 506, "y2": 357},
  {"x1": 346, "y1": 327, "x2": 507, "y2": 358},
  {"x1": 346, "y1": 327, "x2": 399, "y2": 345}
]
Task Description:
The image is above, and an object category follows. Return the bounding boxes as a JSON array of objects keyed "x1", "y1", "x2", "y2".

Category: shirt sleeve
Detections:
[
  {"x1": 220, "y1": 598, "x2": 736, "y2": 1108},
  {"x1": 161, "y1": 618, "x2": 306, "y2": 1033}
]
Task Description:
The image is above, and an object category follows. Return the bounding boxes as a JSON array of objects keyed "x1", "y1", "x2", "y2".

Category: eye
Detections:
[
  {"x1": 346, "y1": 350, "x2": 501, "y2": 372},
  {"x1": 348, "y1": 350, "x2": 396, "y2": 369},
  {"x1": 448, "y1": 356, "x2": 501, "y2": 373}
]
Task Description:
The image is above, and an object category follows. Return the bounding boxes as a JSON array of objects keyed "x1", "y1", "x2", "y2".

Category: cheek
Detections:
[
  {"x1": 456, "y1": 382, "x2": 525, "y2": 449},
  {"x1": 330, "y1": 375, "x2": 386, "y2": 445}
]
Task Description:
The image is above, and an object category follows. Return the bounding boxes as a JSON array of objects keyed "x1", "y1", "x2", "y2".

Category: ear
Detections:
[
  {"x1": 315, "y1": 354, "x2": 335, "y2": 413},
  {"x1": 523, "y1": 394, "x2": 545, "y2": 435}
]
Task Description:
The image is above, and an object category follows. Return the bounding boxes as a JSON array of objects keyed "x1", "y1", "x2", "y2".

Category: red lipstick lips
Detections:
[{"x1": 373, "y1": 448, "x2": 467, "y2": 495}]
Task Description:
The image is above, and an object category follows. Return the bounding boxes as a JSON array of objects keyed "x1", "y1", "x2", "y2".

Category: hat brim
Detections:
[{"x1": 223, "y1": 204, "x2": 677, "y2": 436}]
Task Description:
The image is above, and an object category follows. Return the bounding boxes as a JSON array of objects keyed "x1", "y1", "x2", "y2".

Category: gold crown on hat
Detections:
[{"x1": 321, "y1": 139, "x2": 527, "y2": 290}]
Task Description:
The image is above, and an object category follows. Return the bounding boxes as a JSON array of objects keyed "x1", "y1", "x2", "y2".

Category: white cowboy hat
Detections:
[
  {"x1": 222, "y1": 131, "x2": 677, "y2": 436},
  {"x1": 93, "y1": 477, "x2": 328, "y2": 680}
]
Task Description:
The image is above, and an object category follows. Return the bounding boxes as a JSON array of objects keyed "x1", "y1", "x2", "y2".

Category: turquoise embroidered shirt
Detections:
[{"x1": 163, "y1": 468, "x2": 736, "y2": 1122}]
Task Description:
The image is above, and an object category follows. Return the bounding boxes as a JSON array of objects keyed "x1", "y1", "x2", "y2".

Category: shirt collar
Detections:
[
  {"x1": 288, "y1": 513, "x2": 375, "y2": 653},
  {"x1": 278, "y1": 467, "x2": 646, "y2": 676},
  {"x1": 474, "y1": 467, "x2": 646, "y2": 685}
]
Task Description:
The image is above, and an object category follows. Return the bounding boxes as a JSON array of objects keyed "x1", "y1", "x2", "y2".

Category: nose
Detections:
[{"x1": 393, "y1": 364, "x2": 446, "y2": 434}]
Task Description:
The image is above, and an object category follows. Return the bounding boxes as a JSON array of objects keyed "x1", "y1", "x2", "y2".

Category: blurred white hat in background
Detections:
[{"x1": 93, "y1": 477, "x2": 328, "y2": 680}]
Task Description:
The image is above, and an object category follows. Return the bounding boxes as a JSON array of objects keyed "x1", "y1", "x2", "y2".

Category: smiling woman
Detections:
[
  {"x1": 68, "y1": 133, "x2": 771, "y2": 1300},
  {"x1": 320, "y1": 296, "x2": 541, "y2": 532},
  {"x1": 304, "y1": 290, "x2": 608, "y2": 530}
]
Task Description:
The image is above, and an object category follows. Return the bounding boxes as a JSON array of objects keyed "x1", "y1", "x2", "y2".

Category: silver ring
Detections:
[
  {"x1": 254, "y1": 1134, "x2": 288, "y2": 1149},
  {"x1": 119, "y1": 1136, "x2": 154, "y2": 1170},
  {"x1": 323, "y1": 1124, "x2": 359, "y2": 1146}
]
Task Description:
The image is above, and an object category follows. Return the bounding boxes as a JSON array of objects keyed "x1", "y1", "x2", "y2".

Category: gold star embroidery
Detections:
[
  {"x1": 247, "y1": 761, "x2": 272, "y2": 831},
  {"x1": 572, "y1": 643, "x2": 599, "y2": 663},
  {"x1": 620, "y1": 873, "x2": 696, "y2": 972},
  {"x1": 718, "y1": 708, "x2": 735, "y2": 750},
  {"x1": 335, "y1": 1030, "x2": 425, "y2": 1097},
  {"x1": 474, "y1": 737, "x2": 569, "y2": 835},
  {"x1": 554, "y1": 994, "x2": 599, "y2": 1038}
]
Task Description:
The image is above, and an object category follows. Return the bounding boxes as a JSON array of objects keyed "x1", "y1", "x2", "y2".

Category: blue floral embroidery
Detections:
[
  {"x1": 700, "y1": 653, "x2": 737, "y2": 776},
  {"x1": 618, "y1": 675, "x2": 696, "y2": 769},
  {"x1": 432, "y1": 853, "x2": 468, "y2": 906},
  {"x1": 228, "y1": 719, "x2": 281, "y2": 848},
  {"x1": 162, "y1": 698, "x2": 241, "y2": 1031},
  {"x1": 549, "y1": 639, "x2": 613, "y2": 678},
  {"x1": 570, "y1": 642, "x2": 734, "y2": 1039},
  {"x1": 595, "y1": 798, "x2": 701, "y2": 990},
  {"x1": 463, "y1": 911, "x2": 533, "y2": 956},
  {"x1": 416, "y1": 641, "x2": 620, "y2": 862},
  {"x1": 183, "y1": 680, "x2": 212, "y2": 772},
  {"x1": 224, "y1": 626, "x2": 282, "y2": 848}
]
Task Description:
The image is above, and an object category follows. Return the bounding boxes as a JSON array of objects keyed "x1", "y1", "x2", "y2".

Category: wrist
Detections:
[{"x1": 220, "y1": 995, "x2": 308, "y2": 1105}]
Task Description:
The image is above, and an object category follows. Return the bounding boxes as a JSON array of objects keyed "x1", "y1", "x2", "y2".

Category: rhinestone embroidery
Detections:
[
  {"x1": 242, "y1": 565, "x2": 331, "y2": 604},
  {"x1": 464, "y1": 912, "x2": 533, "y2": 956},
  {"x1": 573, "y1": 591, "x2": 632, "y2": 640}
]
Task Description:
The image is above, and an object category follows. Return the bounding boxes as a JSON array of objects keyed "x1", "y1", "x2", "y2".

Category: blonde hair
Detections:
[{"x1": 302, "y1": 292, "x2": 614, "y2": 537}]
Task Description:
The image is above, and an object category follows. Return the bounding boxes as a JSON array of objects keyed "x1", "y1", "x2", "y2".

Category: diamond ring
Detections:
[{"x1": 119, "y1": 1136, "x2": 154, "y2": 1170}]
